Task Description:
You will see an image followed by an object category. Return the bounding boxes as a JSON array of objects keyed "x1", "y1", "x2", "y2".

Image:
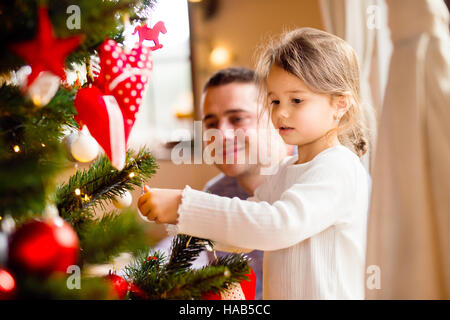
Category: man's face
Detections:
[{"x1": 201, "y1": 82, "x2": 260, "y2": 178}]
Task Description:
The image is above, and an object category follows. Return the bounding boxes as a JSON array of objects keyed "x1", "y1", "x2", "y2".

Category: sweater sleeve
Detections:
[{"x1": 175, "y1": 163, "x2": 351, "y2": 251}]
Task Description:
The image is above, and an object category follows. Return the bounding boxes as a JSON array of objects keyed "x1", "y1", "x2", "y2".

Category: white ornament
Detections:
[
  {"x1": 64, "y1": 131, "x2": 79, "y2": 155},
  {"x1": 43, "y1": 204, "x2": 60, "y2": 219},
  {"x1": 25, "y1": 71, "x2": 60, "y2": 107},
  {"x1": 1, "y1": 215, "x2": 16, "y2": 235},
  {"x1": 112, "y1": 190, "x2": 132, "y2": 209},
  {"x1": 71, "y1": 131, "x2": 99, "y2": 163}
]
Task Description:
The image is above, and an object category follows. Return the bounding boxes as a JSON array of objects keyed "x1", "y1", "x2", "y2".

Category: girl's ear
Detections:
[{"x1": 332, "y1": 94, "x2": 350, "y2": 118}]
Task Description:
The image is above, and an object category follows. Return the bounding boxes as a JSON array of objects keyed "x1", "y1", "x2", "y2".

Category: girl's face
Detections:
[{"x1": 266, "y1": 65, "x2": 337, "y2": 146}]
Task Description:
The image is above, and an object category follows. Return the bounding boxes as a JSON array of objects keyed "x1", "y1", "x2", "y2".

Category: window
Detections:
[{"x1": 127, "y1": 0, "x2": 194, "y2": 157}]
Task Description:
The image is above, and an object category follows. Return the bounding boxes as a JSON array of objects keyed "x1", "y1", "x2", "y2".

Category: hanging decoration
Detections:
[
  {"x1": 74, "y1": 37, "x2": 159, "y2": 170},
  {"x1": 8, "y1": 6, "x2": 82, "y2": 107}
]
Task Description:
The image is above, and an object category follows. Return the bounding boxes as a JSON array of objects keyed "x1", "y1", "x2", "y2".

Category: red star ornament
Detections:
[{"x1": 9, "y1": 7, "x2": 82, "y2": 87}]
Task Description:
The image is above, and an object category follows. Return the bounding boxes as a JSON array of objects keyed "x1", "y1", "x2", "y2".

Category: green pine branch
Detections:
[
  {"x1": 124, "y1": 250, "x2": 167, "y2": 296},
  {"x1": 0, "y1": 85, "x2": 77, "y2": 218},
  {"x1": 124, "y1": 235, "x2": 252, "y2": 300},
  {"x1": 16, "y1": 273, "x2": 113, "y2": 299},
  {"x1": 208, "y1": 253, "x2": 252, "y2": 290},
  {"x1": 156, "y1": 266, "x2": 233, "y2": 300},
  {"x1": 55, "y1": 148, "x2": 158, "y2": 227},
  {"x1": 165, "y1": 235, "x2": 214, "y2": 275},
  {"x1": 160, "y1": 254, "x2": 251, "y2": 300},
  {"x1": 78, "y1": 209, "x2": 154, "y2": 265}
]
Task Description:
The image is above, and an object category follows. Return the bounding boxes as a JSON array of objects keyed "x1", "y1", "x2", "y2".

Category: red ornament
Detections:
[
  {"x1": 128, "y1": 283, "x2": 148, "y2": 300},
  {"x1": 106, "y1": 273, "x2": 129, "y2": 300},
  {"x1": 132, "y1": 21, "x2": 167, "y2": 50},
  {"x1": 9, "y1": 7, "x2": 82, "y2": 87},
  {"x1": 106, "y1": 272, "x2": 148, "y2": 300},
  {"x1": 202, "y1": 268, "x2": 257, "y2": 300},
  {"x1": 8, "y1": 217, "x2": 79, "y2": 276},
  {"x1": 0, "y1": 268, "x2": 16, "y2": 300},
  {"x1": 74, "y1": 39, "x2": 152, "y2": 170}
]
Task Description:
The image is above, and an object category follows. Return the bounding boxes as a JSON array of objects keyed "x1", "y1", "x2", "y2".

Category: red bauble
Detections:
[
  {"x1": 0, "y1": 268, "x2": 16, "y2": 300},
  {"x1": 106, "y1": 273, "x2": 129, "y2": 300},
  {"x1": 202, "y1": 268, "x2": 257, "y2": 300},
  {"x1": 106, "y1": 273, "x2": 148, "y2": 300},
  {"x1": 8, "y1": 217, "x2": 79, "y2": 275}
]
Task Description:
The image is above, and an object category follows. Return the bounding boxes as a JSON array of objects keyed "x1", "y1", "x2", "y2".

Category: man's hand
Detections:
[{"x1": 137, "y1": 185, "x2": 182, "y2": 224}]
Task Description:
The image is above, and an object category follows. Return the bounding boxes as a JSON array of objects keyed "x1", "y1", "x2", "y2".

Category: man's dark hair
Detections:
[{"x1": 202, "y1": 67, "x2": 256, "y2": 92}]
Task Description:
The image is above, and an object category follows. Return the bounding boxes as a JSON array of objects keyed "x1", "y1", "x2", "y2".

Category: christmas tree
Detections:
[{"x1": 0, "y1": 0, "x2": 251, "y2": 300}]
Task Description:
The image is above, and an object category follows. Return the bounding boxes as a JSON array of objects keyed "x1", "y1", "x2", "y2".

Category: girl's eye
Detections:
[
  {"x1": 270, "y1": 100, "x2": 280, "y2": 106},
  {"x1": 292, "y1": 98, "x2": 303, "y2": 104}
]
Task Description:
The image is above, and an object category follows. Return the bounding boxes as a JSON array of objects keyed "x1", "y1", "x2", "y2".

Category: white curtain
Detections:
[
  {"x1": 319, "y1": 0, "x2": 392, "y2": 172},
  {"x1": 366, "y1": 0, "x2": 450, "y2": 299}
]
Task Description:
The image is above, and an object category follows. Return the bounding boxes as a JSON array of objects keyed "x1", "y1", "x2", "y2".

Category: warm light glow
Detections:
[
  {"x1": 210, "y1": 46, "x2": 231, "y2": 67},
  {"x1": 129, "y1": 172, "x2": 136, "y2": 178},
  {"x1": 0, "y1": 269, "x2": 15, "y2": 292},
  {"x1": 74, "y1": 188, "x2": 81, "y2": 196},
  {"x1": 13, "y1": 145, "x2": 20, "y2": 153},
  {"x1": 41, "y1": 143, "x2": 46, "y2": 147},
  {"x1": 31, "y1": 95, "x2": 42, "y2": 107},
  {"x1": 84, "y1": 194, "x2": 90, "y2": 201}
]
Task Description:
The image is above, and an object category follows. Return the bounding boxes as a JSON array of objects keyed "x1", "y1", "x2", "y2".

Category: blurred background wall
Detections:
[{"x1": 188, "y1": 0, "x2": 324, "y2": 117}]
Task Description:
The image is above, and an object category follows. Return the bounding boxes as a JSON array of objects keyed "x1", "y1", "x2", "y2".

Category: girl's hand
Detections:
[{"x1": 137, "y1": 185, "x2": 182, "y2": 224}]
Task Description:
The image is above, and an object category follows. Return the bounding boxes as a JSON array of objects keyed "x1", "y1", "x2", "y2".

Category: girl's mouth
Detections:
[{"x1": 279, "y1": 126, "x2": 295, "y2": 135}]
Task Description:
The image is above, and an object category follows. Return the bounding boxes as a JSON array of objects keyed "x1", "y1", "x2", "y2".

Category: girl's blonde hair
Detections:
[{"x1": 255, "y1": 27, "x2": 370, "y2": 158}]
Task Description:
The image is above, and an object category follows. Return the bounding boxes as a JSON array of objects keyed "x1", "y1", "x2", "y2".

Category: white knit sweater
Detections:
[{"x1": 170, "y1": 145, "x2": 371, "y2": 299}]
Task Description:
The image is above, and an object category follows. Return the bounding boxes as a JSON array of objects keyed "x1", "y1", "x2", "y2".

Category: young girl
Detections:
[{"x1": 138, "y1": 28, "x2": 372, "y2": 299}]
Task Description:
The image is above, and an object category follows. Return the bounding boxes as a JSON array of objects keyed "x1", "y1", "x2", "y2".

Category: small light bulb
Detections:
[
  {"x1": 41, "y1": 143, "x2": 46, "y2": 147},
  {"x1": 13, "y1": 145, "x2": 20, "y2": 153},
  {"x1": 84, "y1": 194, "x2": 90, "y2": 201},
  {"x1": 129, "y1": 172, "x2": 136, "y2": 178},
  {"x1": 74, "y1": 188, "x2": 81, "y2": 196}
]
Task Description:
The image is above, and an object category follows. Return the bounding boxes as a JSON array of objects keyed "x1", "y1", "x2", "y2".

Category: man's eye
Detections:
[
  {"x1": 205, "y1": 122, "x2": 217, "y2": 129},
  {"x1": 292, "y1": 98, "x2": 303, "y2": 104}
]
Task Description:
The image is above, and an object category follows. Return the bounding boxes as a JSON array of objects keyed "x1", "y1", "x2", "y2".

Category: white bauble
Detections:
[
  {"x1": 112, "y1": 190, "x2": 133, "y2": 209},
  {"x1": 64, "y1": 131, "x2": 79, "y2": 150},
  {"x1": 71, "y1": 133, "x2": 99, "y2": 163},
  {"x1": 25, "y1": 71, "x2": 60, "y2": 107}
]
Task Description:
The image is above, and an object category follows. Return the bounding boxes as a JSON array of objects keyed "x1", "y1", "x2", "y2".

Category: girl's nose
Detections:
[{"x1": 275, "y1": 104, "x2": 290, "y2": 119}]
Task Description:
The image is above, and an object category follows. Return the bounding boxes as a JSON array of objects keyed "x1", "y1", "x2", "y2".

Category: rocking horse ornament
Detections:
[{"x1": 133, "y1": 21, "x2": 167, "y2": 50}]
